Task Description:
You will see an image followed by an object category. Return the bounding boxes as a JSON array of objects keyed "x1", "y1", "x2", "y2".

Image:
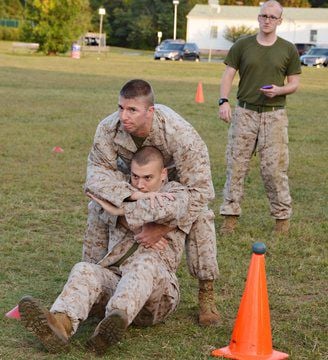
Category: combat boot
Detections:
[
  {"x1": 87, "y1": 309, "x2": 128, "y2": 355},
  {"x1": 198, "y1": 280, "x2": 220, "y2": 326},
  {"x1": 274, "y1": 219, "x2": 290, "y2": 235},
  {"x1": 19, "y1": 296, "x2": 72, "y2": 353},
  {"x1": 220, "y1": 215, "x2": 238, "y2": 236}
]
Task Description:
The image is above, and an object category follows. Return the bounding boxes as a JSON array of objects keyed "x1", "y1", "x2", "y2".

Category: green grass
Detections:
[{"x1": 0, "y1": 40, "x2": 327, "y2": 359}]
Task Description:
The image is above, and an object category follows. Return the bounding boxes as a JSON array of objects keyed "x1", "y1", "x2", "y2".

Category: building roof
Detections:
[{"x1": 187, "y1": 4, "x2": 328, "y2": 23}]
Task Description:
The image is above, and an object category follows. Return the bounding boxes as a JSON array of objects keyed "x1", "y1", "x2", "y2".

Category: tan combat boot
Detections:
[
  {"x1": 19, "y1": 296, "x2": 72, "y2": 353},
  {"x1": 220, "y1": 215, "x2": 238, "y2": 235},
  {"x1": 198, "y1": 280, "x2": 220, "y2": 326},
  {"x1": 87, "y1": 309, "x2": 128, "y2": 355},
  {"x1": 274, "y1": 219, "x2": 290, "y2": 235}
]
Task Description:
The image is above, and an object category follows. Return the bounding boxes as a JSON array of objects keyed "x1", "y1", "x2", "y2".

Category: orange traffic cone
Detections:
[
  {"x1": 5, "y1": 305, "x2": 21, "y2": 320},
  {"x1": 195, "y1": 81, "x2": 204, "y2": 103},
  {"x1": 211, "y1": 242, "x2": 288, "y2": 360}
]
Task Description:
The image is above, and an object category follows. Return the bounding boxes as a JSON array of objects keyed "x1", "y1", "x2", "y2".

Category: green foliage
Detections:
[
  {"x1": 0, "y1": 0, "x2": 24, "y2": 19},
  {"x1": 0, "y1": 26, "x2": 20, "y2": 40},
  {"x1": 20, "y1": 0, "x2": 91, "y2": 54},
  {"x1": 309, "y1": 0, "x2": 328, "y2": 7},
  {"x1": 281, "y1": 0, "x2": 311, "y2": 6},
  {"x1": 223, "y1": 24, "x2": 258, "y2": 43},
  {"x1": 220, "y1": 0, "x2": 313, "y2": 5},
  {"x1": 88, "y1": 0, "x2": 208, "y2": 49}
]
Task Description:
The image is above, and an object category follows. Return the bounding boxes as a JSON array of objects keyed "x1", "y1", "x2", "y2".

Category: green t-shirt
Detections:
[
  {"x1": 225, "y1": 35, "x2": 301, "y2": 106},
  {"x1": 131, "y1": 134, "x2": 146, "y2": 149}
]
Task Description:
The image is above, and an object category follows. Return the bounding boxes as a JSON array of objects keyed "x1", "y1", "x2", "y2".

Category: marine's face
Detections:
[
  {"x1": 258, "y1": 3, "x2": 282, "y2": 34},
  {"x1": 118, "y1": 96, "x2": 154, "y2": 137},
  {"x1": 130, "y1": 160, "x2": 167, "y2": 193}
]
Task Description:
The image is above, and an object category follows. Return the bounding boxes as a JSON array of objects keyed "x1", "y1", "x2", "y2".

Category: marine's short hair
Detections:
[
  {"x1": 261, "y1": 0, "x2": 283, "y2": 16},
  {"x1": 132, "y1": 146, "x2": 164, "y2": 168},
  {"x1": 120, "y1": 79, "x2": 154, "y2": 106}
]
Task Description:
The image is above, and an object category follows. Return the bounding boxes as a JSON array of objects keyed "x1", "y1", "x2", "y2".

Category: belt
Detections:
[
  {"x1": 238, "y1": 101, "x2": 284, "y2": 113},
  {"x1": 111, "y1": 242, "x2": 139, "y2": 267}
]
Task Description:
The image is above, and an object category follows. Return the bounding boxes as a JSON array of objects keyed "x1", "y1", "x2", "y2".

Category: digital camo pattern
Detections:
[
  {"x1": 51, "y1": 258, "x2": 179, "y2": 334},
  {"x1": 96, "y1": 181, "x2": 189, "y2": 273},
  {"x1": 220, "y1": 106, "x2": 292, "y2": 219},
  {"x1": 83, "y1": 104, "x2": 219, "y2": 280}
]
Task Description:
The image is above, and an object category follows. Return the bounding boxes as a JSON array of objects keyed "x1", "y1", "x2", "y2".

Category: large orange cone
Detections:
[
  {"x1": 5, "y1": 305, "x2": 21, "y2": 320},
  {"x1": 211, "y1": 242, "x2": 288, "y2": 360},
  {"x1": 195, "y1": 81, "x2": 204, "y2": 103}
]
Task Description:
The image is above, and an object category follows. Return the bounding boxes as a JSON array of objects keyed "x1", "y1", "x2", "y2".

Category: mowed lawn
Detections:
[{"x1": 0, "y1": 41, "x2": 327, "y2": 360}]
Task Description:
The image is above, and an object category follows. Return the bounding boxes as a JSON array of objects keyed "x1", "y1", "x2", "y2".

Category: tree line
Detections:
[{"x1": 0, "y1": 0, "x2": 327, "y2": 53}]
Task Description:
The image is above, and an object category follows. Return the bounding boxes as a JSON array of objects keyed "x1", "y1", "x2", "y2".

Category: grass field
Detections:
[{"x1": 0, "y1": 40, "x2": 327, "y2": 360}]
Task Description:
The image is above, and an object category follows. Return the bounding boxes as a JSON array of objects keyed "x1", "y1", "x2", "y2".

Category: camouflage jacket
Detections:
[
  {"x1": 85, "y1": 104, "x2": 214, "y2": 233},
  {"x1": 97, "y1": 181, "x2": 189, "y2": 273}
]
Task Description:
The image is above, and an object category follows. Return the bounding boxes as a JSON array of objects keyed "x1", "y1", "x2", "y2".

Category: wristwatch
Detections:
[{"x1": 219, "y1": 98, "x2": 229, "y2": 106}]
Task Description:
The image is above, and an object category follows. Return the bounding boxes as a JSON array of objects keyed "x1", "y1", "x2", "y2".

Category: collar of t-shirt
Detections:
[{"x1": 131, "y1": 134, "x2": 146, "y2": 149}]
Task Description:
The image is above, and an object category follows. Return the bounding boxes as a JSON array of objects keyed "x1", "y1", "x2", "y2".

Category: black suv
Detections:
[
  {"x1": 154, "y1": 42, "x2": 200, "y2": 61},
  {"x1": 294, "y1": 43, "x2": 316, "y2": 56}
]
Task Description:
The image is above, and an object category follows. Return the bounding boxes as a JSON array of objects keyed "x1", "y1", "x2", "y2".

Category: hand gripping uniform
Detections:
[
  {"x1": 83, "y1": 104, "x2": 219, "y2": 280},
  {"x1": 51, "y1": 180, "x2": 189, "y2": 334}
]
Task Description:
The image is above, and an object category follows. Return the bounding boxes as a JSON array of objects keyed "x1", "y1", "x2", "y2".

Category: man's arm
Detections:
[
  {"x1": 87, "y1": 182, "x2": 189, "y2": 248},
  {"x1": 124, "y1": 182, "x2": 189, "y2": 247},
  {"x1": 259, "y1": 74, "x2": 300, "y2": 98},
  {"x1": 218, "y1": 65, "x2": 237, "y2": 123},
  {"x1": 85, "y1": 116, "x2": 135, "y2": 207}
]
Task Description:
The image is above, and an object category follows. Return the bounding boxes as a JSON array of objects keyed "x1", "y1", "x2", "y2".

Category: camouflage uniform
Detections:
[
  {"x1": 220, "y1": 106, "x2": 291, "y2": 219},
  {"x1": 83, "y1": 104, "x2": 219, "y2": 280},
  {"x1": 51, "y1": 181, "x2": 188, "y2": 335}
]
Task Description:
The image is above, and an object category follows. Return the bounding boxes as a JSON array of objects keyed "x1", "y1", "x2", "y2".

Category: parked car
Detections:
[
  {"x1": 154, "y1": 42, "x2": 200, "y2": 61},
  {"x1": 294, "y1": 42, "x2": 316, "y2": 56},
  {"x1": 155, "y1": 39, "x2": 185, "y2": 51},
  {"x1": 300, "y1": 47, "x2": 328, "y2": 67}
]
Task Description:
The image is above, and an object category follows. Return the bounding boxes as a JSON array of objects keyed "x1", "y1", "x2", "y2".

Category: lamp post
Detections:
[
  {"x1": 98, "y1": 7, "x2": 106, "y2": 53},
  {"x1": 172, "y1": 0, "x2": 179, "y2": 40}
]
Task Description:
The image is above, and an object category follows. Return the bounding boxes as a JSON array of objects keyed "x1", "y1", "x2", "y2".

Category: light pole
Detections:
[
  {"x1": 98, "y1": 7, "x2": 106, "y2": 53},
  {"x1": 172, "y1": 0, "x2": 179, "y2": 40}
]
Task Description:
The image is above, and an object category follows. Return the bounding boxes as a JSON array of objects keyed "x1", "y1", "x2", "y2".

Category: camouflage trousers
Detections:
[
  {"x1": 82, "y1": 202, "x2": 219, "y2": 281},
  {"x1": 50, "y1": 256, "x2": 179, "y2": 336},
  {"x1": 220, "y1": 106, "x2": 292, "y2": 219}
]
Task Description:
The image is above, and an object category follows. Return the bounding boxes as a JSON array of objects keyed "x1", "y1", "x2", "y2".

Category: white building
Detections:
[{"x1": 186, "y1": 2, "x2": 328, "y2": 51}]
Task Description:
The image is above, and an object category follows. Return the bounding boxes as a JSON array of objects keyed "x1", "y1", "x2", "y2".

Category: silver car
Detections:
[{"x1": 300, "y1": 47, "x2": 328, "y2": 67}]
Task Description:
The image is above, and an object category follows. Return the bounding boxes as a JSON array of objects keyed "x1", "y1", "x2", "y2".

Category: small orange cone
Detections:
[
  {"x1": 5, "y1": 305, "x2": 21, "y2": 320},
  {"x1": 211, "y1": 242, "x2": 288, "y2": 360},
  {"x1": 195, "y1": 81, "x2": 204, "y2": 103}
]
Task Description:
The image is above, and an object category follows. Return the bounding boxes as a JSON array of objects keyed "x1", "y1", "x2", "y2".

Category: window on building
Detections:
[
  {"x1": 310, "y1": 30, "x2": 317, "y2": 43},
  {"x1": 210, "y1": 26, "x2": 218, "y2": 39}
]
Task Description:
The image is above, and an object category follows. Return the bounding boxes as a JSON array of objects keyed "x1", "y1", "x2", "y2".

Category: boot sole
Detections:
[
  {"x1": 18, "y1": 296, "x2": 69, "y2": 353},
  {"x1": 86, "y1": 310, "x2": 127, "y2": 355}
]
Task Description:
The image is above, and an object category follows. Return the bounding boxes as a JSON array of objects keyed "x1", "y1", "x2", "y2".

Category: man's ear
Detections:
[
  {"x1": 161, "y1": 167, "x2": 168, "y2": 182},
  {"x1": 148, "y1": 105, "x2": 155, "y2": 115}
]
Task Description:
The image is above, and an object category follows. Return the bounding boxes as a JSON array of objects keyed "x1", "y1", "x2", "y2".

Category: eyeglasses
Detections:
[{"x1": 258, "y1": 14, "x2": 281, "y2": 21}]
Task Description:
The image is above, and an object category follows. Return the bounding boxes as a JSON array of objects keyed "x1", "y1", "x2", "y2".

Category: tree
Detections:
[
  {"x1": 88, "y1": 0, "x2": 208, "y2": 49},
  {"x1": 0, "y1": 0, "x2": 24, "y2": 19},
  {"x1": 21, "y1": 0, "x2": 91, "y2": 54},
  {"x1": 224, "y1": 25, "x2": 258, "y2": 43}
]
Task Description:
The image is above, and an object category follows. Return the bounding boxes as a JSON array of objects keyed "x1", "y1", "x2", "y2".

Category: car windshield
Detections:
[
  {"x1": 307, "y1": 48, "x2": 328, "y2": 55},
  {"x1": 163, "y1": 43, "x2": 184, "y2": 50}
]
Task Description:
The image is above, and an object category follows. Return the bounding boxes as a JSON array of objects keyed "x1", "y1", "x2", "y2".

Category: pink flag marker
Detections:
[
  {"x1": 52, "y1": 146, "x2": 64, "y2": 153},
  {"x1": 5, "y1": 305, "x2": 21, "y2": 320}
]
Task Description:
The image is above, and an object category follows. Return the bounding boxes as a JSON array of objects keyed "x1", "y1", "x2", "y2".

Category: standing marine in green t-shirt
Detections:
[{"x1": 218, "y1": 0, "x2": 301, "y2": 235}]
